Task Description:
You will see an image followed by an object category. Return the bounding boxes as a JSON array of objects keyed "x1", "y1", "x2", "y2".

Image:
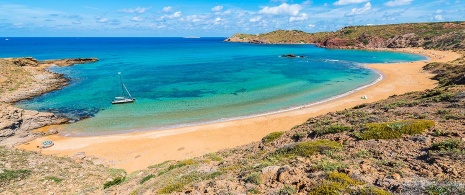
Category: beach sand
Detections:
[{"x1": 17, "y1": 48, "x2": 461, "y2": 173}]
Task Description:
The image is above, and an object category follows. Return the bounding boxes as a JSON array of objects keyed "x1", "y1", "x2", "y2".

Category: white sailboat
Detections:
[{"x1": 112, "y1": 72, "x2": 135, "y2": 104}]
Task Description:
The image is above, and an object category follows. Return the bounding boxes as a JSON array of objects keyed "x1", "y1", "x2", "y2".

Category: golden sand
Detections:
[{"x1": 17, "y1": 48, "x2": 461, "y2": 173}]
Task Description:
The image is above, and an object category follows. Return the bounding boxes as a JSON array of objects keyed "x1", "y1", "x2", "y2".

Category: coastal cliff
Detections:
[
  {"x1": 0, "y1": 57, "x2": 98, "y2": 145},
  {"x1": 225, "y1": 22, "x2": 465, "y2": 50}
]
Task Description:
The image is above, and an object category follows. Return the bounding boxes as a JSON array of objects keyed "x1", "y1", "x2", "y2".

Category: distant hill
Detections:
[{"x1": 225, "y1": 22, "x2": 465, "y2": 50}]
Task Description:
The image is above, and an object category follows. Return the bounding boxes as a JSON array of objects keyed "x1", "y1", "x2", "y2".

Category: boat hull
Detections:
[{"x1": 111, "y1": 98, "x2": 136, "y2": 104}]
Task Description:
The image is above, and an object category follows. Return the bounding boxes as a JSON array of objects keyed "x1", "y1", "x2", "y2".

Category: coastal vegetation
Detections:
[
  {"x1": 226, "y1": 21, "x2": 465, "y2": 50},
  {"x1": 1, "y1": 22, "x2": 465, "y2": 194}
]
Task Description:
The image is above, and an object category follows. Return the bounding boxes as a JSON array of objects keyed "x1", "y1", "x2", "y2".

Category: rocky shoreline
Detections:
[{"x1": 0, "y1": 57, "x2": 98, "y2": 146}]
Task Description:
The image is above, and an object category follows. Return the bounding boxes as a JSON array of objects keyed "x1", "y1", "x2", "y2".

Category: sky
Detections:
[{"x1": 0, "y1": 0, "x2": 464, "y2": 37}]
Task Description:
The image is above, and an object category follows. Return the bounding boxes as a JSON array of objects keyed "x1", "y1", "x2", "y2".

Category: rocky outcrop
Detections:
[
  {"x1": 42, "y1": 58, "x2": 98, "y2": 67},
  {"x1": 0, "y1": 57, "x2": 98, "y2": 145}
]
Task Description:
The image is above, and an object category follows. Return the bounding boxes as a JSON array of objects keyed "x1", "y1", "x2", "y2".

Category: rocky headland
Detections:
[
  {"x1": 0, "y1": 57, "x2": 98, "y2": 146},
  {"x1": 225, "y1": 22, "x2": 465, "y2": 50}
]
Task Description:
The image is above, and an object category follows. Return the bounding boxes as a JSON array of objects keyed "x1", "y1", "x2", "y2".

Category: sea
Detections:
[{"x1": 0, "y1": 37, "x2": 426, "y2": 135}]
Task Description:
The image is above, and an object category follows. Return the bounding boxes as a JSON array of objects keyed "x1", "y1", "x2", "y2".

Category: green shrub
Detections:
[
  {"x1": 158, "y1": 171, "x2": 221, "y2": 194},
  {"x1": 292, "y1": 132, "x2": 307, "y2": 141},
  {"x1": 0, "y1": 169, "x2": 31, "y2": 182},
  {"x1": 314, "y1": 159, "x2": 348, "y2": 172},
  {"x1": 431, "y1": 139, "x2": 462, "y2": 151},
  {"x1": 245, "y1": 172, "x2": 261, "y2": 185},
  {"x1": 248, "y1": 188, "x2": 261, "y2": 194},
  {"x1": 308, "y1": 182, "x2": 347, "y2": 195},
  {"x1": 279, "y1": 185, "x2": 297, "y2": 195},
  {"x1": 357, "y1": 186, "x2": 392, "y2": 195},
  {"x1": 140, "y1": 174, "x2": 154, "y2": 184},
  {"x1": 204, "y1": 153, "x2": 223, "y2": 162},
  {"x1": 328, "y1": 172, "x2": 363, "y2": 185},
  {"x1": 276, "y1": 140, "x2": 342, "y2": 158},
  {"x1": 314, "y1": 125, "x2": 351, "y2": 136},
  {"x1": 167, "y1": 159, "x2": 198, "y2": 171},
  {"x1": 104, "y1": 177, "x2": 125, "y2": 189},
  {"x1": 359, "y1": 120, "x2": 435, "y2": 140},
  {"x1": 262, "y1": 131, "x2": 285, "y2": 144}
]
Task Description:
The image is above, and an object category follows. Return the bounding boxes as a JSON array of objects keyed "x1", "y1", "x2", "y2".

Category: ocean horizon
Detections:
[{"x1": 0, "y1": 37, "x2": 426, "y2": 135}]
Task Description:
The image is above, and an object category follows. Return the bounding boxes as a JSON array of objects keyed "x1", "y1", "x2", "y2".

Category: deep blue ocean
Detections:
[{"x1": 0, "y1": 37, "x2": 426, "y2": 135}]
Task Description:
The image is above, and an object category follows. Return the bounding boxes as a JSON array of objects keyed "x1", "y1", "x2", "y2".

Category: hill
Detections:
[{"x1": 225, "y1": 22, "x2": 465, "y2": 50}]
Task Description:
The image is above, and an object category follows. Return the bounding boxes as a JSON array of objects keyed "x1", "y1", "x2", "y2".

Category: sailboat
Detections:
[{"x1": 112, "y1": 72, "x2": 135, "y2": 104}]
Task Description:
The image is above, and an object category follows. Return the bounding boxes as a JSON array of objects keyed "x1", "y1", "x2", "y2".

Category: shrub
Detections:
[
  {"x1": 104, "y1": 177, "x2": 125, "y2": 189},
  {"x1": 292, "y1": 132, "x2": 307, "y2": 141},
  {"x1": 245, "y1": 172, "x2": 261, "y2": 185},
  {"x1": 140, "y1": 174, "x2": 154, "y2": 184},
  {"x1": 308, "y1": 182, "x2": 346, "y2": 195},
  {"x1": 0, "y1": 169, "x2": 31, "y2": 182},
  {"x1": 359, "y1": 120, "x2": 435, "y2": 140},
  {"x1": 314, "y1": 159, "x2": 348, "y2": 172},
  {"x1": 314, "y1": 125, "x2": 351, "y2": 136},
  {"x1": 328, "y1": 172, "x2": 363, "y2": 185},
  {"x1": 277, "y1": 140, "x2": 342, "y2": 157},
  {"x1": 358, "y1": 186, "x2": 392, "y2": 195},
  {"x1": 158, "y1": 171, "x2": 221, "y2": 194},
  {"x1": 431, "y1": 139, "x2": 462, "y2": 151},
  {"x1": 167, "y1": 159, "x2": 198, "y2": 171},
  {"x1": 262, "y1": 131, "x2": 284, "y2": 144},
  {"x1": 279, "y1": 185, "x2": 297, "y2": 195}
]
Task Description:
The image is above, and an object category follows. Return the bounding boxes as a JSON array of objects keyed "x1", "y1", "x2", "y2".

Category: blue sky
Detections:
[{"x1": 0, "y1": 0, "x2": 464, "y2": 37}]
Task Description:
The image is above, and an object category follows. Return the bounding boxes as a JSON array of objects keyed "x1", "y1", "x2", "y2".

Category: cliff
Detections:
[{"x1": 225, "y1": 22, "x2": 465, "y2": 50}]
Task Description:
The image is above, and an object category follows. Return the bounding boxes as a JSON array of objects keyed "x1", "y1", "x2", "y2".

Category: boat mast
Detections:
[{"x1": 119, "y1": 72, "x2": 125, "y2": 97}]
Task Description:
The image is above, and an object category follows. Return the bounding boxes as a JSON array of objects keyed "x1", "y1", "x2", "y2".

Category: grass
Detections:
[
  {"x1": 308, "y1": 182, "x2": 348, "y2": 195},
  {"x1": 103, "y1": 177, "x2": 125, "y2": 189},
  {"x1": 279, "y1": 185, "x2": 297, "y2": 195},
  {"x1": 140, "y1": 174, "x2": 154, "y2": 184},
  {"x1": 273, "y1": 140, "x2": 342, "y2": 159},
  {"x1": 0, "y1": 169, "x2": 31, "y2": 183},
  {"x1": 358, "y1": 120, "x2": 435, "y2": 140},
  {"x1": 358, "y1": 186, "x2": 392, "y2": 195},
  {"x1": 158, "y1": 171, "x2": 222, "y2": 194},
  {"x1": 313, "y1": 124, "x2": 351, "y2": 136},
  {"x1": 313, "y1": 159, "x2": 348, "y2": 172},
  {"x1": 244, "y1": 172, "x2": 261, "y2": 185},
  {"x1": 167, "y1": 159, "x2": 198, "y2": 171},
  {"x1": 430, "y1": 139, "x2": 462, "y2": 151},
  {"x1": 327, "y1": 172, "x2": 363, "y2": 185},
  {"x1": 262, "y1": 131, "x2": 284, "y2": 144}
]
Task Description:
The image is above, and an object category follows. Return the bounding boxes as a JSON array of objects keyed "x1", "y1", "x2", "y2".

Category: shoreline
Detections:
[
  {"x1": 16, "y1": 48, "x2": 461, "y2": 173},
  {"x1": 62, "y1": 66, "x2": 384, "y2": 137}
]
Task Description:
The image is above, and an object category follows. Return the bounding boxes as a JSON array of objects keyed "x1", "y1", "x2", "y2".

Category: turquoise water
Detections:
[{"x1": 0, "y1": 38, "x2": 426, "y2": 135}]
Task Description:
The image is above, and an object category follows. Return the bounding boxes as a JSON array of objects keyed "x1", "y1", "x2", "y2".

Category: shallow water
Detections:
[{"x1": 0, "y1": 37, "x2": 426, "y2": 135}]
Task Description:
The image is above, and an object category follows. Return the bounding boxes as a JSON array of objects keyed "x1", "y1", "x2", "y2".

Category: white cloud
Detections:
[
  {"x1": 213, "y1": 17, "x2": 222, "y2": 25},
  {"x1": 97, "y1": 17, "x2": 109, "y2": 23},
  {"x1": 436, "y1": 9, "x2": 443, "y2": 14},
  {"x1": 346, "y1": 2, "x2": 371, "y2": 16},
  {"x1": 120, "y1": 6, "x2": 150, "y2": 14},
  {"x1": 258, "y1": 3, "x2": 302, "y2": 16},
  {"x1": 289, "y1": 13, "x2": 308, "y2": 22},
  {"x1": 333, "y1": 0, "x2": 369, "y2": 6},
  {"x1": 159, "y1": 11, "x2": 182, "y2": 20},
  {"x1": 249, "y1": 16, "x2": 262, "y2": 22},
  {"x1": 308, "y1": 24, "x2": 316, "y2": 28},
  {"x1": 435, "y1": 15, "x2": 443, "y2": 20},
  {"x1": 130, "y1": 16, "x2": 143, "y2": 22},
  {"x1": 384, "y1": 0, "x2": 413, "y2": 7},
  {"x1": 211, "y1": 5, "x2": 223, "y2": 12},
  {"x1": 163, "y1": 6, "x2": 172, "y2": 13}
]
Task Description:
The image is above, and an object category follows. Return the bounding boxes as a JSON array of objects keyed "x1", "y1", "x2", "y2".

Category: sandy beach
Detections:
[{"x1": 17, "y1": 48, "x2": 461, "y2": 173}]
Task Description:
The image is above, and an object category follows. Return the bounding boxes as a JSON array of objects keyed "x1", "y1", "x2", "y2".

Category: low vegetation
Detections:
[
  {"x1": 358, "y1": 120, "x2": 435, "y2": 140},
  {"x1": 262, "y1": 131, "x2": 284, "y2": 144}
]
